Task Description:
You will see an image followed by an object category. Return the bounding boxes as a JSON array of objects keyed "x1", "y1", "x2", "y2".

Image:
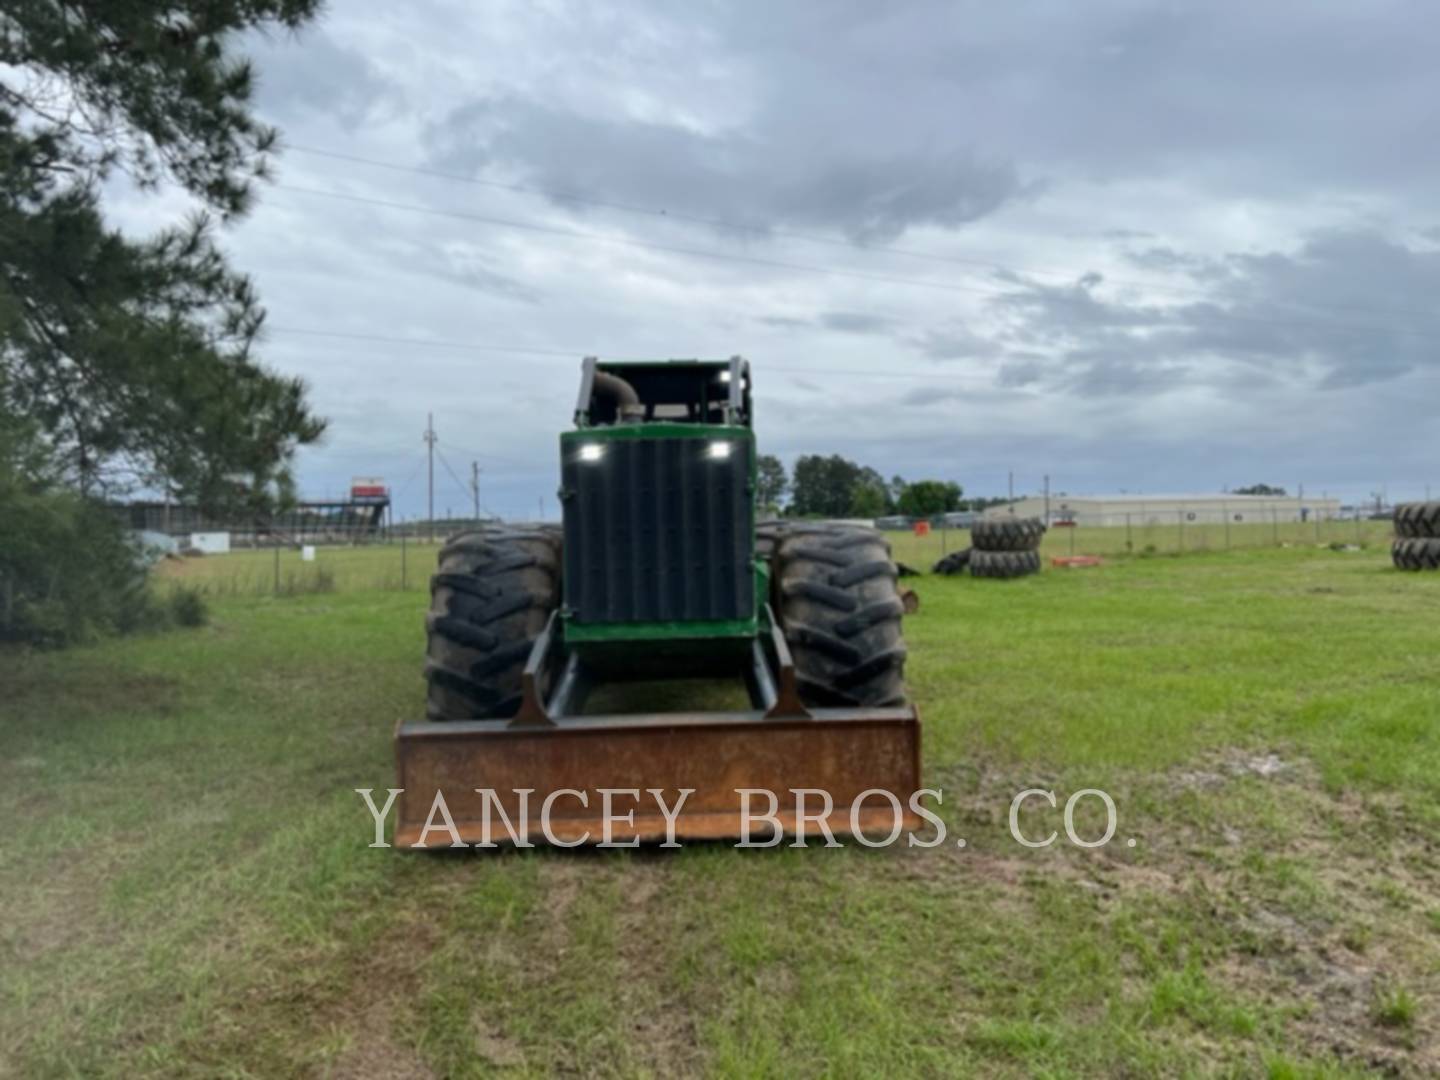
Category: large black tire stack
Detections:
[
  {"x1": 968, "y1": 517, "x2": 1046, "y2": 579},
  {"x1": 423, "y1": 525, "x2": 561, "y2": 720},
  {"x1": 1392, "y1": 502, "x2": 1440, "y2": 571},
  {"x1": 773, "y1": 524, "x2": 908, "y2": 707}
]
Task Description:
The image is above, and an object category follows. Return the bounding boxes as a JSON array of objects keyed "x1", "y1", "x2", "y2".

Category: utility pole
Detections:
[
  {"x1": 1043, "y1": 474, "x2": 1050, "y2": 525},
  {"x1": 470, "y1": 461, "x2": 481, "y2": 523},
  {"x1": 1008, "y1": 470, "x2": 1014, "y2": 503},
  {"x1": 424, "y1": 413, "x2": 437, "y2": 543},
  {"x1": 538, "y1": 496, "x2": 545, "y2": 521}
]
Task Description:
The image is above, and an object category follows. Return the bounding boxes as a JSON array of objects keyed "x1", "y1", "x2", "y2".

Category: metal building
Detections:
[{"x1": 985, "y1": 493, "x2": 1343, "y2": 527}]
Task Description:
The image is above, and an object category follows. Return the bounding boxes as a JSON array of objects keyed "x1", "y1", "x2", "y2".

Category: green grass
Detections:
[
  {"x1": 3, "y1": 544, "x2": 1438, "y2": 1076},
  {"x1": 156, "y1": 518, "x2": 1396, "y2": 598}
]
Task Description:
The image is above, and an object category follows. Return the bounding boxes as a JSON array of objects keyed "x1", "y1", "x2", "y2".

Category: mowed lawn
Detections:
[{"x1": 3, "y1": 543, "x2": 1440, "y2": 1077}]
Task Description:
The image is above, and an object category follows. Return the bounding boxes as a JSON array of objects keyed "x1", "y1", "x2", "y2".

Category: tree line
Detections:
[{"x1": 757, "y1": 453, "x2": 993, "y2": 519}]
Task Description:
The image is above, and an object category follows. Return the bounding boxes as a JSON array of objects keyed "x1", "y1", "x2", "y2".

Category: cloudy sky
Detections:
[{"x1": 123, "y1": 1, "x2": 1440, "y2": 516}]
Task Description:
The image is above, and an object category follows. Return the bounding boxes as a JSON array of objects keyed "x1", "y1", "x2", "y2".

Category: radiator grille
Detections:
[{"x1": 562, "y1": 436, "x2": 753, "y2": 624}]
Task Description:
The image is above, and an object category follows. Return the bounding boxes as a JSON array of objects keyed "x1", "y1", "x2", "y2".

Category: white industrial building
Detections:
[{"x1": 985, "y1": 493, "x2": 1343, "y2": 527}]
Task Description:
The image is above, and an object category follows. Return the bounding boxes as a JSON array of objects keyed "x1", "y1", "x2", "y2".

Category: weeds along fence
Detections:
[{"x1": 154, "y1": 510, "x2": 1397, "y2": 599}]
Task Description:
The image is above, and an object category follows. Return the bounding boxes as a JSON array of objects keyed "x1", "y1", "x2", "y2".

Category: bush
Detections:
[
  {"x1": 168, "y1": 586, "x2": 209, "y2": 628},
  {"x1": 0, "y1": 477, "x2": 210, "y2": 646}
]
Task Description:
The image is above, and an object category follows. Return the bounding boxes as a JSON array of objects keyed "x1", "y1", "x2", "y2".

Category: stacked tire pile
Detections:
[
  {"x1": 1393, "y1": 502, "x2": 1440, "y2": 571},
  {"x1": 931, "y1": 517, "x2": 1047, "y2": 579},
  {"x1": 969, "y1": 517, "x2": 1047, "y2": 578}
]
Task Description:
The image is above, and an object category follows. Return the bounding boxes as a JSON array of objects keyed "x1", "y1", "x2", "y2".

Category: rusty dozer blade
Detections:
[{"x1": 394, "y1": 611, "x2": 922, "y2": 848}]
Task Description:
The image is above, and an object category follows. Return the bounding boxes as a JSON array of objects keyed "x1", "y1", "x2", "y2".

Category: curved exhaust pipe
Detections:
[{"x1": 591, "y1": 370, "x2": 643, "y2": 419}]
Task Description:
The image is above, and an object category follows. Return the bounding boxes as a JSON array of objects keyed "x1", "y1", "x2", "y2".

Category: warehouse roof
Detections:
[{"x1": 1044, "y1": 493, "x2": 1324, "y2": 502}]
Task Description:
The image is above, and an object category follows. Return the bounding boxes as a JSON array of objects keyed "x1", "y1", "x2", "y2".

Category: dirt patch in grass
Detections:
[
  {"x1": 903, "y1": 751, "x2": 1440, "y2": 1073},
  {"x1": 610, "y1": 858, "x2": 704, "y2": 1076},
  {"x1": 325, "y1": 1001, "x2": 434, "y2": 1080}
]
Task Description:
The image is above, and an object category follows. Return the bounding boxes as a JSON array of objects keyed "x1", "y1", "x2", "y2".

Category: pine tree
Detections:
[{"x1": 0, "y1": 2, "x2": 326, "y2": 515}]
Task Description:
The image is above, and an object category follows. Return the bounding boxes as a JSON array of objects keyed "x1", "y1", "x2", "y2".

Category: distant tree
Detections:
[
  {"x1": 756, "y1": 454, "x2": 787, "y2": 512},
  {"x1": 897, "y1": 480, "x2": 963, "y2": 518},
  {"x1": 849, "y1": 465, "x2": 889, "y2": 517},
  {"x1": 1, "y1": 1, "x2": 327, "y2": 515},
  {"x1": 889, "y1": 475, "x2": 907, "y2": 514},
  {"x1": 849, "y1": 475, "x2": 888, "y2": 518},
  {"x1": 1234, "y1": 484, "x2": 1288, "y2": 496},
  {"x1": 790, "y1": 454, "x2": 862, "y2": 517}
]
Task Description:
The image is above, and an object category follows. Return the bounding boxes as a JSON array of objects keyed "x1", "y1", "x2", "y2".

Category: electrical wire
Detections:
[
  {"x1": 266, "y1": 323, "x2": 1440, "y2": 386},
  {"x1": 271, "y1": 183, "x2": 1440, "y2": 344},
  {"x1": 284, "y1": 143, "x2": 1440, "y2": 325}
]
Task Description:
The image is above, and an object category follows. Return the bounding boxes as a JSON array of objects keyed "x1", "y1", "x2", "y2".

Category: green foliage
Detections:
[
  {"x1": 0, "y1": 414, "x2": 206, "y2": 645},
  {"x1": 790, "y1": 454, "x2": 897, "y2": 518},
  {"x1": 1236, "y1": 483, "x2": 1288, "y2": 496},
  {"x1": 167, "y1": 585, "x2": 209, "y2": 628},
  {"x1": 896, "y1": 479, "x2": 963, "y2": 517},
  {"x1": 0, "y1": 480, "x2": 141, "y2": 646},
  {"x1": 848, "y1": 477, "x2": 887, "y2": 517},
  {"x1": 755, "y1": 453, "x2": 787, "y2": 512},
  {"x1": 1, "y1": 1, "x2": 326, "y2": 515},
  {"x1": 790, "y1": 454, "x2": 858, "y2": 517},
  {"x1": 1373, "y1": 984, "x2": 1416, "y2": 1028}
]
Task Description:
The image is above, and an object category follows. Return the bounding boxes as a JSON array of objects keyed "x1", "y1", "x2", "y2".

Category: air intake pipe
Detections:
[{"x1": 591, "y1": 370, "x2": 644, "y2": 420}]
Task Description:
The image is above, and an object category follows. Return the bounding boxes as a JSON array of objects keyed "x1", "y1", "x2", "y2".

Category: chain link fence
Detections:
[
  {"x1": 887, "y1": 509, "x2": 1392, "y2": 571},
  {"x1": 153, "y1": 509, "x2": 1396, "y2": 598}
]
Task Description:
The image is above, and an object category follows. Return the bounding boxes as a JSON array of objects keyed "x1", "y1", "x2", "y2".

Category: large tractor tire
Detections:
[
  {"x1": 424, "y1": 525, "x2": 561, "y2": 720},
  {"x1": 970, "y1": 517, "x2": 1047, "y2": 552},
  {"x1": 969, "y1": 549, "x2": 1042, "y2": 579},
  {"x1": 1392, "y1": 537, "x2": 1440, "y2": 571},
  {"x1": 1394, "y1": 502, "x2": 1440, "y2": 539},
  {"x1": 774, "y1": 524, "x2": 907, "y2": 707}
]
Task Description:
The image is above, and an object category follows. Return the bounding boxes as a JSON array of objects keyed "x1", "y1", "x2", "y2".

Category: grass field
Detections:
[
  {"x1": 150, "y1": 518, "x2": 1397, "y2": 598},
  {"x1": 4, "y1": 542, "x2": 1439, "y2": 1076}
]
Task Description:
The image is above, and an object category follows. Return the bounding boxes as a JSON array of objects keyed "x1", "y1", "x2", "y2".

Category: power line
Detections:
[
  {"x1": 388, "y1": 451, "x2": 428, "y2": 503},
  {"x1": 271, "y1": 183, "x2": 1440, "y2": 344},
  {"x1": 265, "y1": 323, "x2": 1440, "y2": 387},
  {"x1": 285, "y1": 143, "x2": 1440, "y2": 325},
  {"x1": 273, "y1": 183, "x2": 1004, "y2": 299},
  {"x1": 423, "y1": 412, "x2": 437, "y2": 541},
  {"x1": 434, "y1": 444, "x2": 476, "y2": 507}
]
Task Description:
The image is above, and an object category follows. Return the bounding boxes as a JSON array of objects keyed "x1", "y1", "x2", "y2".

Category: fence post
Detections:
[
  {"x1": 1069, "y1": 521, "x2": 1076, "y2": 555},
  {"x1": 1224, "y1": 505, "x2": 1231, "y2": 549},
  {"x1": 401, "y1": 533, "x2": 408, "y2": 590},
  {"x1": 1272, "y1": 509, "x2": 1280, "y2": 546},
  {"x1": 273, "y1": 544, "x2": 280, "y2": 595},
  {"x1": 1178, "y1": 509, "x2": 1185, "y2": 553},
  {"x1": 1125, "y1": 513, "x2": 1133, "y2": 552}
]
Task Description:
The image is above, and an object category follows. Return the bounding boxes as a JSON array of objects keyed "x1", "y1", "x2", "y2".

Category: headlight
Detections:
[
  {"x1": 578, "y1": 443, "x2": 604, "y2": 463},
  {"x1": 707, "y1": 441, "x2": 732, "y2": 460}
]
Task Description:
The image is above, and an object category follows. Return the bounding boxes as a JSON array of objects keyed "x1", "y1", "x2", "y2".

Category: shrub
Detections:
[{"x1": 168, "y1": 586, "x2": 209, "y2": 628}]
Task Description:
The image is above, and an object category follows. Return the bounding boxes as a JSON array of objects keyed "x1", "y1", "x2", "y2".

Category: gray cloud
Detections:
[
  {"x1": 969, "y1": 231, "x2": 1440, "y2": 395},
  {"x1": 198, "y1": 1, "x2": 1440, "y2": 514},
  {"x1": 819, "y1": 311, "x2": 896, "y2": 335},
  {"x1": 423, "y1": 97, "x2": 1025, "y2": 244},
  {"x1": 250, "y1": 27, "x2": 398, "y2": 129}
]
